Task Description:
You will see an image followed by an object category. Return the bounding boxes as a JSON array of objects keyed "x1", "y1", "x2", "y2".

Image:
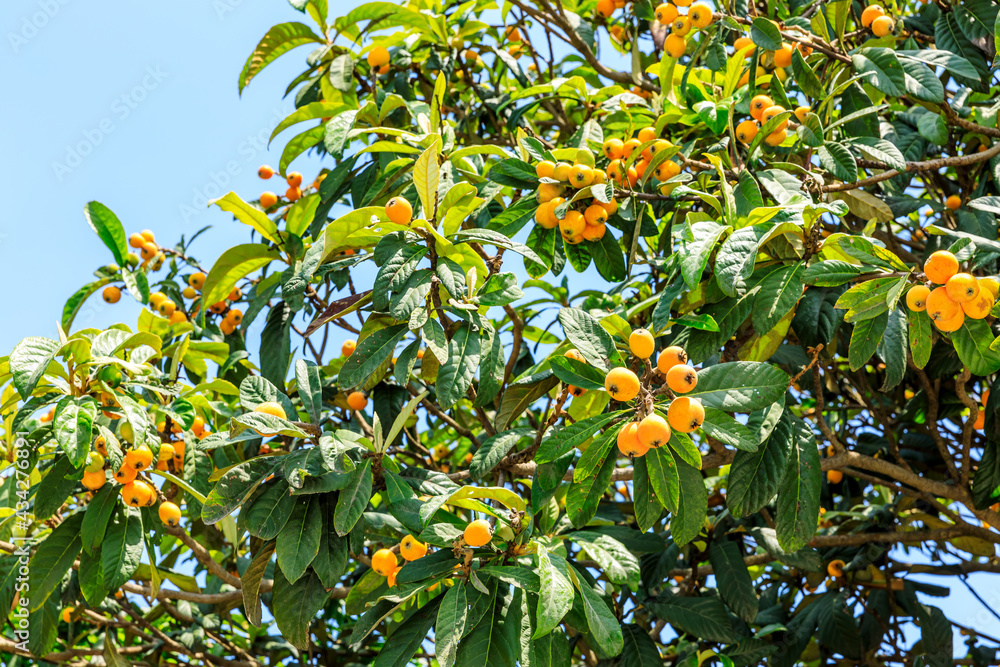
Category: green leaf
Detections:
[
  {"x1": 271, "y1": 567, "x2": 328, "y2": 649},
  {"x1": 848, "y1": 137, "x2": 907, "y2": 170},
  {"x1": 621, "y1": 624, "x2": 662, "y2": 666},
  {"x1": 715, "y1": 224, "x2": 766, "y2": 297},
  {"x1": 672, "y1": 461, "x2": 707, "y2": 546},
  {"x1": 572, "y1": 532, "x2": 640, "y2": 588},
  {"x1": 201, "y1": 244, "x2": 282, "y2": 314},
  {"x1": 282, "y1": 125, "x2": 326, "y2": 173},
  {"x1": 295, "y1": 359, "x2": 323, "y2": 425},
  {"x1": 728, "y1": 409, "x2": 793, "y2": 517},
  {"x1": 549, "y1": 355, "x2": 607, "y2": 390},
  {"x1": 469, "y1": 428, "x2": 533, "y2": 480},
  {"x1": 750, "y1": 17, "x2": 782, "y2": 51},
  {"x1": 591, "y1": 233, "x2": 626, "y2": 282},
  {"x1": 684, "y1": 362, "x2": 788, "y2": 412},
  {"x1": 83, "y1": 201, "x2": 129, "y2": 266},
  {"x1": 212, "y1": 191, "x2": 279, "y2": 243},
  {"x1": 775, "y1": 415, "x2": 821, "y2": 552},
  {"x1": 202, "y1": 457, "x2": 280, "y2": 524},
  {"x1": 646, "y1": 446, "x2": 680, "y2": 512},
  {"x1": 414, "y1": 139, "x2": 442, "y2": 219},
  {"x1": 54, "y1": 396, "x2": 96, "y2": 468},
  {"x1": 28, "y1": 513, "x2": 83, "y2": 611},
  {"x1": 818, "y1": 142, "x2": 858, "y2": 182},
  {"x1": 436, "y1": 582, "x2": 468, "y2": 667},
  {"x1": 908, "y1": 308, "x2": 933, "y2": 369},
  {"x1": 239, "y1": 22, "x2": 322, "y2": 92},
  {"x1": 557, "y1": 308, "x2": 625, "y2": 370},
  {"x1": 953, "y1": 318, "x2": 1000, "y2": 376},
  {"x1": 241, "y1": 542, "x2": 275, "y2": 628},
  {"x1": 452, "y1": 228, "x2": 544, "y2": 267},
  {"x1": 797, "y1": 112, "x2": 825, "y2": 147},
  {"x1": 101, "y1": 506, "x2": 143, "y2": 591},
  {"x1": 335, "y1": 458, "x2": 372, "y2": 535},
  {"x1": 339, "y1": 323, "x2": 409, "y2": 389},
  {"x1": 314, "y1": 503, "x2": 349, "y2": 588},
  {"x1": 566, "y1": 447, "x2": 616, "y2": 528},
  {"x1": 917, "y1": 113, "x2": 949, "y2": 146},
  {"x1": 276, "y1": 495, "x2": 322, "y2": 582},
  {"x1": 376, "y1": 597, "x2": 443, "y2": 667},
  {"x1": 791, "y1": 48, "x2": 825, "y2": 99},
  {"x1": 570, "y1": 563, "x2": 624, "y2": 656},
  {"x1": 972, "y1": 441, "x2": 1000, "y2": 509},
  {"x1": 535, "y1": 411, "x2": 623, "y2": 463},
  {"x1": 438, "y1": 324, "x2": 481, "y2": 409},
  {"x1": 679, "y1": 220, "x2": 728, "y2": 289},
  {"x1": 753, "y1": 263, "x2": 804, "y2": 335},
  {"x1": 876, "y1": 307, "x2": 907, "y2": 390},
  {"x1": 849, "y1": 310, "x2": 888, "y2": 371},
  {"x1": 329, "y1": 53, "x2": 355, "y2": 91},
  {"x1": 81, "y1": 484, "x2": 119, "y2": 555},
  {"x1": 702, "y1": 407, "x2": 759, "y2": 452},
  {"x1": 709, "y1": 540, "x2": 758, "y2": 623},
  {"x1": 803, "y1": 260, "x2": 864, "y2": 286},
  {"x1": 10, "y1": 336, "x2": 59, "y2": 400},
  {"x1": 851, "y1": 48, "x2": 906, "y2": 97},
  {"x1": 646, "y1": 595, "x2": 738, "y2": 643},
  {"x1": 900, "y1": 59, "x2": 945, "y2": 103}
]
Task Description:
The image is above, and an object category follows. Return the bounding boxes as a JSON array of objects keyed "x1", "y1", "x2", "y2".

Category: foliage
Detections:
[{"x1": 3, "y1": 0, "x2": 1000, "y2": 665}]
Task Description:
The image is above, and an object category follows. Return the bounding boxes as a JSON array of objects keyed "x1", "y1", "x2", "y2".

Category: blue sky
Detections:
[{"x1": 3, "y1": 0, "x2": 999, "y2": 656}]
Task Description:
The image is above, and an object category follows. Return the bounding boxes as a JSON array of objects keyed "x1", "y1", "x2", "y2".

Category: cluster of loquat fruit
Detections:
[
  {"x1": 368, "y1": 519, "x2": 493, "y2": 588},
  {"x1": 860, "y1": 3, "x2": 895, "y2": 37},
  {"x1": 906, "y1": 249, "x2": 998, "y2": 333},
  {"x1": 258, "y1": 165, "x2": 325, "y2": 208},
  {"x1": 101, "y1": 229, "x2": 169, "y2": 306},
  {"x1": 736, "y1": 94, "x2": 810, "y2": 147},
  {"x1": 653, "y1": 2, "x2": 715, "y2": 59},
  {"x1": 533, "y1": 149, "x2": 617, "y2": 244},
  {"x1": 564, "y1": 330, "x2": 706, "y2": 458}
]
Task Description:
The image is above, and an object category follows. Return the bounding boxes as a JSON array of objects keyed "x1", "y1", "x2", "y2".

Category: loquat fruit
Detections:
[
  {"x1": 926, "y1": 286, "x2": 960, "y2": 322},
  {"x1": 979, "y1": 277, "x2": 1000, "y2": 299},
  {"x1": 665, "y1": 34, "x2": 687, "y2": 58},
  {"x1": 258, "y1": 165, "x2": 274, "y2": 179},
  {"x1": 735, "y1": 120, "x2": 758, "y2": 144},
  {"x1": 103, "y1": 285, "x2": 122, "y2": 304},
  {"x1": 140, "y1": 242, "x2": 158, "y2": 261},
  {"x1": 870, "y1": 15, "x2": 893, "y2": 36},
  {"x1": 159, "y1": 501, "x2": 181, "y2": 527},
  {"x1": 581, "y1": 223, "x2": 607, "y2": 242},
  {"x1": 629, "y1": 328, "x2": 655, "y2": 359},
  {"x1": 114, "y1": 465, "x2": 137, "y2": 485},
  {"x1": 861, "y1": 5, "x2": 885, "y2": 28},
  {"x1": 129, "y1": 233, "x2": 146, "y2": 249},
  {"x1": 827, "y1": 559, "x2": 845, "y2": 577},
  {"x1": 750, "y1": 95, "x2": 773, "y2": 121},
  {"x1": 773, "y1": 43, "x2": 793, "y2": 68},
  {"x1": 637, "y1": 413, "x2": 671, "y2": 448},
  {"x1": 342, "y1": 340, "x2": 357, "y2": 357},
  {"x1": 254, "y1": 401, "x2": 286, "y2": 420},
  {"x1": 82, "y1": 470, "x2": 106, "y2": 491},
  {"x1": 584, "y1": 204, "x2": 609, "y2": 226},
  {"x1": 260, "y1": 192, "x2": 278, "y2": 208},
  {"x1": 827, "y1": 470, "x2": 843, "y2": 484},
  {"x1": 605, "y1": 367, "x2": 641, "y2": 402},
  {"x1": 285, "y1": 186, "x2": 302, "y2": 202},
  {"x1": 565, "y1": 348, "x2": 586, "y2": 363},
  {"x1": 689, "y1": 3, "x2": 713, "y2": 29},
  {"x1": 945, "y1": 194, "x2": 961, "y2": 211},
  {"x1": 400, "y1": 535, "x2": 428, "y2": 561},
  {"x1": 964, "y1": 291, "x2": 996, "y2": 320},
  {"x1": 761, "y1": 105, "x2": 788, "y2": 131},
  {"x1": 596, "y1": 0, "x2": 615, "y2": 16},
  {"x1": 569, "y1": 384, "x2": 588, "y2": 396},
  {"x1": 667, "y1": 397, "x2": 705, "y2": 433},
  {"x1": 666, "y1": 364, "x2": 698, "y2": 393},
  {"x1": 934, "y1": 307, "x2": 965, "y2": 332},
  {"x1": 945, "y1": 273, "x2": 980, "y2": 304},
  {"x1": 464, "y1": 519, "x2": 493, "y2": 547},
  {"x1": 347, "y1": 391, "x2": 368, "y2": 411},
  {"x1": 536, "y1": 160, "x2": 556, "y2": 179},
  {"x1": 924, "y1": 250, "x2": 959, "y2": 284},
  {"x1": 617, "y1": 422, "x2": 649, "y2": 457},
  {"x1": 371, "y1": 548, "x2": 397, "y2": 575},
  {"x1": 125, "y1": 444, "x2": 153, "y2": 471},
  {"x1": 657, "y1": 346, "x2": 688, "y2": 374},
  {"x1": 385, "y1": 197, "x2": 413, "y2": 224},
  {"x1": 733, "y1": 36, "x2": 754, "y2": 56},
  {"x1": 654, "y1": 3, "x2": 678, "y2": 25},
  {"x1": 905, "y1": 285, "x2": 930, "y2": 312},
  {"x1": 367, "y1": 45, "x2": 390, "y2": 68},
  {"x1": 765, "y1": 129, "x2": 787, "y2": 147},
  {"x1": 559, "y1": 210, "x2": 586, "y2": 240}
]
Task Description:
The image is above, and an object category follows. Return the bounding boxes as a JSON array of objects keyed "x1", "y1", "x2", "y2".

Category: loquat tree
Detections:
[{"x1": 4, "y1": 0, "x2": 1000, "y2": 665}]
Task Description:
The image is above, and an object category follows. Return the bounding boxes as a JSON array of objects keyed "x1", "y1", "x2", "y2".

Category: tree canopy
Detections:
[{"x1": 4, "y1": 0, "x2": 1000, "y2": 665}]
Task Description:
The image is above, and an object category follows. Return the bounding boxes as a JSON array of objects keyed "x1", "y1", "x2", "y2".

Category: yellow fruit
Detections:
[
  {"x1": 82, "y1": 470, "x2": 106, "y2": 491},
  {"x1": 103, "y1": 286, "x2": 121, "y2": 304},
  {"x1": 945, "y1": 194, "x2": 962, "y2": 211},
  {"x1": 61, "y1": 608, "x2": 73, "y2": 623},
  {"x1": 566, "y1": 348, "x2": 586, "y2": 363},
  {"x1": 254, "y1": 401, "x2": 286, "y2": 419},
  {"x1": 569, "y1": 164, "x2": 595, "y2": 188},
  {"x1": 159, "y1": 501, "x2": 181, "y2": 527},
  {"x1": 125, "y1": 445, "x2": 153, "y2": 471},
  {"x1": 140, "y1": 242, "x2": 158, "y2": 261},
  {"x1": 665, "y1": 33, "x2": 687, "y2": 58},
  {"x1": 584, "y1": 204, "x2": 609, "y2": 226},
  {"x1": 400, "y1": 535, "x2": 428, "y2": 561},
  {"x1": 926, "y1": 286, "x2": 960, "y2": 322},
  {"x1": 605, "y1": 367, "x2": 641, "y2": 402},
  {"x1": 945, "y1": 273, "x2": 980, "y2": 304},
  {"x1": 552, "y1": 162, "x2": 572, "y2": 182},
  {"x1": 602, "y1": 139, "x2": 624, "y2": 160},
  {"x1": 654, "y1": 3, "x2": 678, "y2": 24},
  {"x1": 596, "y1": 0, "x2": 615, "y2": 16},
  {"x1": 671, "y1": 17, "x2": 692, "y2": 37},
  {"x1": 617, "y1": 422, "x2": 649, "y2": 457},
  {"x1": 733, "y1": 36, "x2": 754, "y2": 56},
  {"x1": 667, "y1": 397, "x2": 705, "y2": 433},
  {"x1": 538, "y1": 182, "x2": 564, "y2": 203},
  {"x1": 761, "y1": 105, "x2": 788, "y2": 132},
  {"x1": 765, "y1": 129, "x2": 787, "y2": 147},
  {"x1": 934, "y1": 307, "x2": 965, "y2": 332},
  {"x1": 536, "y1": 161, "x2": 556, "y2": 179},
  {"x1": 347, "y1": 392, "x2": 369, "y2": 411},
  {"x1": 581, "y1": 224, "x2": 607, "y2": 242},
  {"x1": 861, "y1": 5, "x2": 885, "y2": 28},
  {"x1": 158, "y1": 443, "x2": 175, "y2": 461},
  {"x1": 871, "y1": 15, "x2": 894, "y2": 36},
  {"x1": 629, "y1": 329, "x2": 655, "y2": 359},
  {"x1": 979, "y1": 277, "x2": 1000, "y2": 299},
  {"x1": 827, "y1": 559, "x2": 845, "y2": 577},
  {"x1": 260, "y1": 192, "x2": 278, "y2": 208},
  {"x1": 637, "y1": 413, "x2": 671, "y2": 448},
  {"x1": 750, "y1": 95, "x2": 773, "y2": 121},
  {"x1": 372, "y1": 548, "x2": 398, "y2": 576},
  {"x1": 464, "y1": 519, "x2": 493, "y2": 547},
  {"x1": 385, "y1": 197, "x2": 413, "y2": 224},
  {"x1": 342, "y1": 340, "x2": 357, "y2": 357},
  {"x1": 794, "y1": 106, "x2": 811, "y2": 123},
  {"x1": 736, "y1": 120, "x2": 758, "y2": 144},
  {"x1": 964, "y1": 290, "x2": 996, "y2": 320},
  {"x1": 129, "y1": 233, "x2": 146, "y2": 249},
  {"x1": 654, "y1": 160, "x2": 681, "y2": 182},
  {"x1": 974, "y1": 411, "x2": 986, "y2": 430},
  {"x1": 657, "y1": 346, "x2": 688, "y2": 374},
  {"x1": 559, "y1": 210, "x2": 586, "y2": 240},
  {"x1": 827, "y1": 470, "x2": 844, "y2": 484},
  {"x1": 367, "y1": 45, "x2": 390, "y2": 68},
  {"x1": 924, "y1": 250, "x2": 959, "y2": 284},
  {"x1": 666, "y1": 364, "x2": 698, "y2": 393},
  {"x1": 905, "y1": 285, "x2": 930, "y2": 311},
  {"x1": 689, "y1": 3, "x2": 713, "y2": 28},
  {"x1": 773, "y1": 43, "x2": 793, "y2": 68}
]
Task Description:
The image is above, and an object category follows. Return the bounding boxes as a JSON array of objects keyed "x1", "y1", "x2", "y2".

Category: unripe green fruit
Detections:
[{"x1": 575, "y1": 148, "x2": 596, "y2": 167}]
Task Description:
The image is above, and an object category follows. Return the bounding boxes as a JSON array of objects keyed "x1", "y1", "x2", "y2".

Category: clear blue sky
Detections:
[{"x1": 3, "y1": 0, "x2": 998, "y2": 656}]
